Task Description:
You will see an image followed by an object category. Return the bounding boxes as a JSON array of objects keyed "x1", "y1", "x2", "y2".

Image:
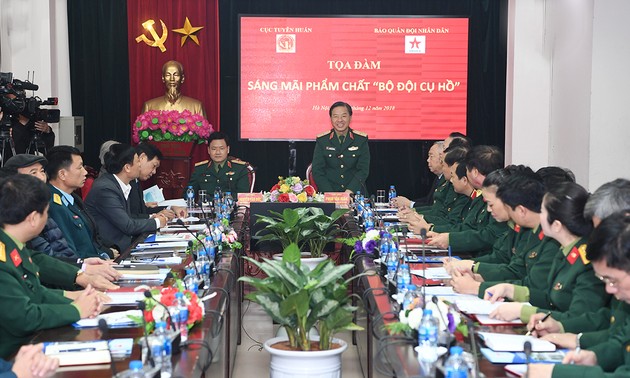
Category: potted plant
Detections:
[
  {"x1": 239, "y1": 243, "x2": 364, "y2": 377},
  {"x1": 254, "y1": 207, "x2": 348, "y2": 269}
]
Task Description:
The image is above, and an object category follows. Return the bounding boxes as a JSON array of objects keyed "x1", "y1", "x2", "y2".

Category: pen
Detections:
[
  {"x1": 572, "y1": 332, "x2": 582, "y2": 365},
  {"x1": 448, "y1": 246, "x2": 452, "y2": 262},
  {"x1": 525, "y1": 311, "x2": 552, "y2": 336}
]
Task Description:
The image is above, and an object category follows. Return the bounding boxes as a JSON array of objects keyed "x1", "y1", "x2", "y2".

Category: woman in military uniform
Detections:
[{"x1": 483, "y1": 182, "x2": 610, "y2": 323}]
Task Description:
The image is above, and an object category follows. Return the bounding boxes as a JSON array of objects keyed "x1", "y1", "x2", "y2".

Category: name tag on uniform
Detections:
[{"x1": 348, "y1": 146, "x2": 359, "y2": 151}]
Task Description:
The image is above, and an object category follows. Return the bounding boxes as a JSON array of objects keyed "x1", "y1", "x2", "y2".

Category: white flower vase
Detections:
[
  {"x1": 264, "y1": 337, "x2": 348, "y2": 378},
  {"x1": 272, "y1": 253, "x2": 328, "y2": 271}
]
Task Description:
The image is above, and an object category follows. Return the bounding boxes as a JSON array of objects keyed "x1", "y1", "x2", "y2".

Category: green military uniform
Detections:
[
  {"x1": 517, "y1": 237, "x2": 610, "y2": 322},
  {"x1": 422, "y1": 182, "x2": 471, "y2": 228},
  {"x1": 31, "y1": 251, "x2": 81, "y2": 291},
  {"x1": 0, "y1": 229, "x2": 80, "y2": 358},
  {"x1": 552, "y1": 302, "x2": 630, "y2": 377},
  {"x1": 187, "y1": 158, "x2": 250, "y2": 195},
  {"x1": 473, "y1": 221, "x2": 519, "y2": 265},
  {"x1": 561, "y1": 299, "x2": 630, "y2": 348},
  {"x1": 414, "y1": 175, "x2": 448, "y2": 213},
  {"x1": 311, "y1": 128, "x2": 370, "y2": 193},
  {"x1": 476, "y1": 225, "x2": 560, "y2": 297},
  {"x1": 433, "y1": 189, "x2": 510, "y2": 256},
  {"x1": 48, "y1": 184, "x2": 109, "y2": 259}
]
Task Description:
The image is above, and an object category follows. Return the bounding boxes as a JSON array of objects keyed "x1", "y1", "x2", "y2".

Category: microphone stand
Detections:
[
  {"x1": 136, "y1": 301, "x2": 155, "y2": 368},
  {"x1": 420, "y1": 228, "x2": 428, "y2": 309},
  {"x1": 98, "y1": 319, "x2": 119, "y2": 376},
  {"x1": 177, "y1": 220, "x2": 209, "y2": 290},
  {"x1": 524, "y1": 341, "x2": 532, "y2": 378},
  {"x1": 467, "y1": 316, "x2": 483, "y2": 378}
]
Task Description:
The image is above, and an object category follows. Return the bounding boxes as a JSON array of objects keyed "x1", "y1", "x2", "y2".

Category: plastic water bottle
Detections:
[
  {"x1": 176, "y1": 292, "x2": 189, "y2": 343},
  {"x1": 225, "y1": 191, "x2": 234, "y2": 209},
  {"x1": 154, "y1": 321, "x2": 172, "y2": 377},
  {"x1": 417, "y1": 309, "x2": 439, "y2": 375},
  {"x1": 402, "y1": 284, "x2": 417, "y2": 311},
  {"x1": 388, "y1": 185, "x2": 397, "y2": 207},
  {"x1": 386, "y1": 244, "x2": 398, "y2": 282},
  {"x1": 128, "y1": 360, "x2": 144, "y2": 378},
  {"x1": 444, "y1": 346, "x2": 470, "y2": 378},
  {"x1": 197, "y1": 250, "x2": 211, "y2": 289},
  {"x1": 186, "y1": 186, "x2": 195, "y2": 210},
  {"x1": 396, "y1": 274, "x2": 406, "y2": 304},
  {"x1": 401, "y1": 263, "x2": 411, "y2": 288},
  {"x1": 183, "y1": 268, "x2": 198, "y2": 294},
  {"x1": 166, "y1": 301, "x2": 180, "y2": 332}
]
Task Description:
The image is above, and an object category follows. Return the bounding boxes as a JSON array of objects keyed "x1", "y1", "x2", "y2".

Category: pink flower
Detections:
[{"x1": 288, "y1": 193, "x2": 298, "y2": 203}]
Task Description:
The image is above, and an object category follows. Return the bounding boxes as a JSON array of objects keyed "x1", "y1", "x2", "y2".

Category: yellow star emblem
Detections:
[{"x1": 173, "y1": 17, "x2": 203, "y2": 47}]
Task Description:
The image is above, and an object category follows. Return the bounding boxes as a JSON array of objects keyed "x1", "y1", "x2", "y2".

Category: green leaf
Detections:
[{"x1": 282, "y1": 243, "x2": 301, "y2": 266}]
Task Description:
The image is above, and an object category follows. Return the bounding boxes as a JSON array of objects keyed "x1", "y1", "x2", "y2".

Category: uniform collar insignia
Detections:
[
  {"x1": 329, "y1": 132, "x2": 334, "y2": 140},
  {"x1": 514, "y1": 225, "x2": 521, "y2": 233},
  {"x1": 578, "y1": 244, "x2": 590, "y2": 265},
  {"x1": 53, "y1": 193, "x2": 62, "y2": 205},
  {"x1": 349, "y1": 131, "x2": 354, "y2": 140},
  {"x1": 227, "y1": 161, "x2": 232, "y2": 168},
  {"x1": 0, "y1": 242, "x2": 5, "y2": 263},
  {"x1": 10, "y1": 249, "x2": 22, "y2": 267},
  {"x1": 567, "y1": 246, "x2": 579, "y2": 265},
  {"x1": 538, "y1": 230, "x2": 545, "y2": 240}
]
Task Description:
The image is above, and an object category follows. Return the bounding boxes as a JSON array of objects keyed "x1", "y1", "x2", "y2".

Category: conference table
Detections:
[
  {"x1": 30, "y1": 207, "x2": 247, "y2": 378},
  {"x1": 352, "y1": 253, "x2": 519, "y2": 378}
]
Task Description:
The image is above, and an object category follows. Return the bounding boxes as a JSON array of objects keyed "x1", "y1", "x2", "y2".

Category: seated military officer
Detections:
[
  {"x1": 0, "y1": 174, "x2": 102, "y2": 358},
  {"x1": 311, "y1": 101, "x2": 370, "y2": 194},
  {"x1": 187, "y1": 132, "x2": 250, "y2": 195}
]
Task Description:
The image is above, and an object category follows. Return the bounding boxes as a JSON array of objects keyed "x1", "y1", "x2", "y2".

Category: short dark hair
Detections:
[
  {"x1": 0, "y1": 174, "x2": 50, "y2": 227},
  {"x1": 329, "y1": 101, "x2": 353, "y2": 117},
  {"x1": 496, "y1": 168, "x2": 545, "y2": 212},
  {"x1": 105, "y1": 143, "x2": 137, "y2": 175},
  {"x1": 586, "y1": 211, "x2": 630, "y2": 271},
  {"x1": 208, "y1": 131, "x2": 230, "y2": 147},
  {"x1": 135, "y1": 142, "x2": 163, "y2": 161},
  {"x1": 536, "y1": 166, "x2": 576, "y2": 190},
  {"x1": 482, "y1": 164, "x2": 532, "y2": 189},
  {"x1": 454, "y1": 161, "x2": 468, "y2": 180},
  {"x1": 443, "y1": 146, "x2": 469, "y2": 167},
  {"x1": 447, "y1": 132, "x2": 473, "y2": 149},
  {"x1": 46, "y1": 145, "x2": 82, "y2": 181},
  {"x1": 465, "y1": 145, "x2": 503, "y2": 176},
  {"x1": 544, "y1": 182, "x2": 593, "y2": 237}
]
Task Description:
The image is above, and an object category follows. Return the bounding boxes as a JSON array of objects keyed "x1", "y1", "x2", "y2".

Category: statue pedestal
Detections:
[{"x1": 147, "y1": 141, "x2": 195, "y2": 200}]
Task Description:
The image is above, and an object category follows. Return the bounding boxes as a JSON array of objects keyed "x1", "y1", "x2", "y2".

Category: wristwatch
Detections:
[{"x1": 75, "y1": 269, "x2": 85, "y2": 283}]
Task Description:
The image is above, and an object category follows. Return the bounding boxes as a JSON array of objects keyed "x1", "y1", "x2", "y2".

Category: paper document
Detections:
[
  {"x1": 144, "y1": 234, "x2": 188, "y2": 243},
  {"x1": 135, "y1": 241, "x2": 189, "y2": 249},
  {"x1": 481, "y1": 348, "x2": 566, "y2": 364},
  {"x1": 123, "y1": 256, "x2": 183, "y2": 265},
  {"x1": 422, "y1": 286, "x2": 457, "y2": 296},
  {"x1": 159, "y1": 198, "x2": 187, "y2": 207},
  {"x1": 452, "y1": 297, "x2": 504, "y2": 315},
  {"x1": 474, "y1": 314, "x2": 525, "y2": 326},
  {"x1": 179, "y1": 216, "x2": 200, "y2": 222},
  {"x1": 105, "y1": 292, "x2": 147, "y2": 306},
  {"x1": 478, "y1": 332, "x2": 556, "y2": 352},
  {"x1": 118, "y1": 268, "x2": 169, "y2": 281},
  {"x1": 162, "y1": 224, "x2": 207, "y2": 232},
  {"x1": 74, "y1": 310, "x2": 142, "y2": 328},
  {"x1": 411, "y1": 267, "x2": 451, "y2": 280},
  {"x1": 143, "y1": 185, "x2": 165, "y2": 203}
]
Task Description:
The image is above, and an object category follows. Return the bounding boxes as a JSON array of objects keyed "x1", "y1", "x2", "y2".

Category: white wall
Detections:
[
  {"x1": 506, "y1": 0, "x2": 630, "y2": 191},
  {"x1": 0, "y1": 0, "x2": 72, "y2": 137}
]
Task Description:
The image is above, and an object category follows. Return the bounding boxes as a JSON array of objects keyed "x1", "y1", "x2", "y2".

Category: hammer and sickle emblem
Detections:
[{"x1": 135, "y1": 19, "x2": 168, "y2": 52}]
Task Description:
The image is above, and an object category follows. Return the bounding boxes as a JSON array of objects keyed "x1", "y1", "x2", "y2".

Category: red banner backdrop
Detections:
[{"x1": 127, "y1": 0, "x2": 219, "y2": 197}]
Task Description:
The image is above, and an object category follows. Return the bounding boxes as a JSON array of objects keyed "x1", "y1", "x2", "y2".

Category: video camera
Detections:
[{"x1": 0, "y1": 72, "x2": 60, "y2": 131}]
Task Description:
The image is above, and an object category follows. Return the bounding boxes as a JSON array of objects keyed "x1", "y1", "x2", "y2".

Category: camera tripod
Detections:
[
  {"x1": 0, "y1": 128, "x2": 16, "y2": 167},
  {"x1": 25, "y1": 131, "x2": 48, "y2": 156}
]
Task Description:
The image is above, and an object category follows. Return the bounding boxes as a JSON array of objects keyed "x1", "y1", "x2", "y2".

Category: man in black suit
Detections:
[{"x1": 85, "y1": 144, "x2": 168, "y2": 251}]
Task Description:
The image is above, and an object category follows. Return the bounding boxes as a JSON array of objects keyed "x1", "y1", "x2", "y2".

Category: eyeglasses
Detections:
[{"x1": 596, "y1": 274, "x2": 620, "y2": 288}]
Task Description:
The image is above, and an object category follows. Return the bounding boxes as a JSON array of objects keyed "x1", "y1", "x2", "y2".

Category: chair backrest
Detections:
[
  {"x1": 306, "y1": 163, "x2": 317, "y2": 192},
  {"x1": 228, "y1": 156, "x2": 255, "y2": 193}
]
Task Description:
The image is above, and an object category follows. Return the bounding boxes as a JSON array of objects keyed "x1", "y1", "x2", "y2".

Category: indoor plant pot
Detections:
[{"x1": 264, "y1": 336, "x2": 348, "y2": 378}]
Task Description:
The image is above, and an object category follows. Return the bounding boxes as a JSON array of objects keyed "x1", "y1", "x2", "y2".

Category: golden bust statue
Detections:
[{"x1": 141, "y1": 60, "x2": 207, "y2": 118}]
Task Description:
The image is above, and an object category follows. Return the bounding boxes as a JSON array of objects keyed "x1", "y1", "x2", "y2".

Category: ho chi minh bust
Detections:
[{"x1": 141, "y1": 60, "x2": 207, "y2": 118}]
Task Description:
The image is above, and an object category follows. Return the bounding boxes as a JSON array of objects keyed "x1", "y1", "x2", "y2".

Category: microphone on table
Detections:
[
  {"x1": 98, "y1": 319, "x2": 118, "y2": 376},
  {"x1": 524, "y1": 341, "x2": 532, "y2": 378},
  {"x1": 431, "y1": 295, "x2": 448, "y2": 330},
  {"x1": 136, "y1": 301, "x2": 155, "y2": 368},
  {"x1": 143, "y1": 290, "x2": 181, "y2": 354},
  {"x1": 420, "y1": 228, "x2": 428, "y2": 309},
  {"x1": 466, "y1": 315, "x2": 483, "y2": 378},
  {"x1": 177, "y1": 219, "x2": 210, "y2": 289}
]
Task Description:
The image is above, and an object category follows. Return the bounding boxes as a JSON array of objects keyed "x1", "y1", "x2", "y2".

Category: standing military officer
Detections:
[
  {"x1": 311, "y1": 101, "x2": 370, "y2": 193},
  {"x1": 187, "y1": 132, "x2": 250, "y2": 195}
]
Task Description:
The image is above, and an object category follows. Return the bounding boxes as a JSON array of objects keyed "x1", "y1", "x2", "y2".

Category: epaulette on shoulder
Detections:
[
  {"x1": 316, "y1": 131, "x2": 331, "y2": 138},
  {"x1": 195, "y1": 160, "x2": 209, "y2": 167},
  {"x1": 352, "y1": 130, "x2": 368, "y2": 137},
  {"x1": 230, "y1": 159, "x2": 247, "y2": 165}
]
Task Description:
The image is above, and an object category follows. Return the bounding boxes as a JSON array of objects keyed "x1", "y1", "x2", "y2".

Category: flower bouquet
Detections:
[
  {"x1": 132, "y1": 110, "x2": 213, "y2": 144},
  {"x1": 199, "y1": 218, "x2": 243, "y2": 251},
  {"x1": 262, "y1": 176, "x2": 323, "y2": 203},
  {"x1": 130, "y1": 278, "x2": 204, "y2": 334}
]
